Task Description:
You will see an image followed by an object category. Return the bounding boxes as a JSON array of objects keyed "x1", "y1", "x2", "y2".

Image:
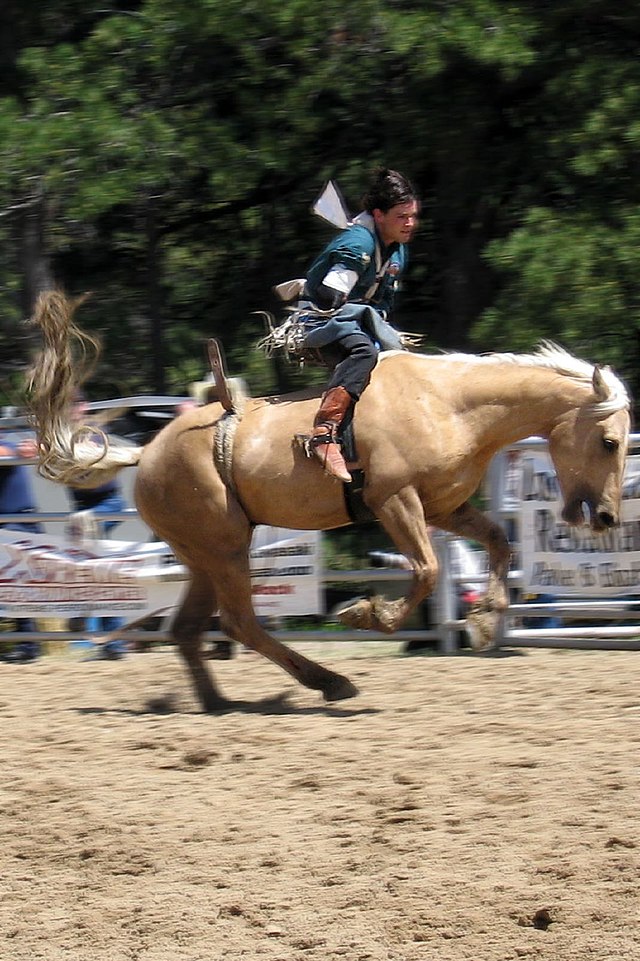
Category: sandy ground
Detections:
[{"x1": 1, "y1": 642, "x2": 639, "y2": 961}]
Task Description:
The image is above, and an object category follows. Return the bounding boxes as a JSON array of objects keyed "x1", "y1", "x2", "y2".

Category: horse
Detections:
[{"x1": 28, "y1": 291, "x2": 631, "y2": 712}]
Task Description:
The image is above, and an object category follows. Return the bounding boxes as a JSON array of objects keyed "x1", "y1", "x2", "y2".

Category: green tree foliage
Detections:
[
  {"x1": 1, "y1": 1, "x2": 640, "y2": 405},
  {"x1": 473, "y1": 3, "x2": 640, "y2": 380}
]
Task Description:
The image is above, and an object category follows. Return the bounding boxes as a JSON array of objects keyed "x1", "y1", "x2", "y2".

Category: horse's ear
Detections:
[{"x1": 592, "y1": 365, "x2": 609, "y2": 402}]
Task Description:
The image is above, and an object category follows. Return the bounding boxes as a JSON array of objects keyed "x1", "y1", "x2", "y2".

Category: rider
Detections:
[{"x1": 298, "y1": 167, "x2": 419, "y2": 483}]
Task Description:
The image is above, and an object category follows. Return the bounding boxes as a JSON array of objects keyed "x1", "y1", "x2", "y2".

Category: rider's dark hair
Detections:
[{"x1": 362, "y1": 167, "x2": 418, "y2": 213}]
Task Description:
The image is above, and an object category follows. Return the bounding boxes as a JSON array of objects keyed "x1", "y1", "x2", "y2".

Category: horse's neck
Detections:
[{"x1": 454, "y1": 363, "x2": 585, "y2": 449}]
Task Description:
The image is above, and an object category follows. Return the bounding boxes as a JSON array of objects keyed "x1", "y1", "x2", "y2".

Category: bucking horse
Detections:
[{"x1": 27, "y1": 291, "x2": 630, "y2": 711}]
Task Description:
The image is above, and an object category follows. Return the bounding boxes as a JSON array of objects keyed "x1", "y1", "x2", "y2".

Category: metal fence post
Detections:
[{"x1": 434, "y1": 532, "x2": 458, "y2": 654}]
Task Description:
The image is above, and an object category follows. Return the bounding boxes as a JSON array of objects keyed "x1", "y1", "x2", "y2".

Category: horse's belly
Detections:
[
  {"x1": 233, "y1": 457, "x2": 352, "y2": 530},
  {"x1": 232, "y1": 410, "x2": 351, "y2": 530}
]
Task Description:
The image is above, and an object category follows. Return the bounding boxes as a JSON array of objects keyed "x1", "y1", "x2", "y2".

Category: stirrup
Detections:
[
  {"x1": 309, "y1": 431, "x2": 337, "y2": 451},
  {"x1": 295, "y1": 424, "x2": 337, "y2": 458},
  {"x1": 311, "y1": 434, "x2": 352, "y2": 483}
]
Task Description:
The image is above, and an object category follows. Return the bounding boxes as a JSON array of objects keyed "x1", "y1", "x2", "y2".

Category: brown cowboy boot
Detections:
[{"x1": 310, "y1": 386, "x2": 353, "y2": 483}]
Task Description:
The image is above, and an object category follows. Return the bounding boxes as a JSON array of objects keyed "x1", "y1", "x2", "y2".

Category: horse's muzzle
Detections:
[{"x1": 562, "y1": 498, "x2": 619, "y2": 532}]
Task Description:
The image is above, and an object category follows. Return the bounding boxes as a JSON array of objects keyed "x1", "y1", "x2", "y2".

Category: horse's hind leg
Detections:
[
  {"x1": 441, "y1": 500, "x2": 512, "y2": 651},
  {"x1": 171, "y1": 570, "x2": 227, "y2": 712},
  {"x1": 215, "y1": 562, "x2": 358, "y2": 702}
]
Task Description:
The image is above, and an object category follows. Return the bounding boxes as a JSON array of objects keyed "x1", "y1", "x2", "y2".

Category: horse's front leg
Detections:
[
  {"x1": 338, "y1": 486, "x2": 438, "y2": 633},
  {"x1": 441, "y1": 500, "x2": 512, "y2": 652}
]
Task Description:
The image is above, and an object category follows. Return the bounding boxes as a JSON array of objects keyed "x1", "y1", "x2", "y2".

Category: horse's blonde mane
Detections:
[{"x1": 382, "y1": 341, "x2": 629, "y2": 415}]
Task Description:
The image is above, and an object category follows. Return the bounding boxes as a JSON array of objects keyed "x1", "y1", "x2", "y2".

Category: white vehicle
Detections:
[{"x1": 1, "y1": 397, "x2": 191, "y2": 540}]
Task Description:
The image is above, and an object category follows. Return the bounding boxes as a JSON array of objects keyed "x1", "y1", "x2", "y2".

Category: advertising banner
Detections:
[
  {"x1": 0, "y1": 525, "x2": 322, "y2": 620},
  {"x1": 518, "y1": 452, "x2": 640, "y2": 597}
]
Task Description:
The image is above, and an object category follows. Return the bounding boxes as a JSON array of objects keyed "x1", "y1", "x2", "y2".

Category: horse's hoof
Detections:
[
  {"x1": 204, "y1": 642, "x2": 235, "y2": 660},
  {"x1": 370, "y1": 595, "x2": 403, "y2": 633},
  {"x1": 335, "y1": 599, "x2": 374, "y2": 630},
  {"x1": 466, "y1": 611, "x2": 497, "y2": 653},
  {"x1": 322, "y1": 675, "x2": 359, "y2": 702}
]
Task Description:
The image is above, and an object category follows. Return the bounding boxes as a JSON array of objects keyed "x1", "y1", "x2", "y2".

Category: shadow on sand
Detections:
[{"x1": 74, "y1": 691, "x2": 380, "y2": 718}]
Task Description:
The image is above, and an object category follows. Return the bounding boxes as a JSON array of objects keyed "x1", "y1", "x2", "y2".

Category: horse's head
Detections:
[{"x1": 548, "y1": 366, "x2": 630, "y2": 533}]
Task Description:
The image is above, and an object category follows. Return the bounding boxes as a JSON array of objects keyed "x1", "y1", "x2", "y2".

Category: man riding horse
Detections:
[{"x1": 280, "y1": 167, "x2": 419, "y2": 483}]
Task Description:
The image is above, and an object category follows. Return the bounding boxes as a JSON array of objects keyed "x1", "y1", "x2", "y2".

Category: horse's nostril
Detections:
[{"x1": 598, "y1": 511, "x2": 615, "y2": 528}]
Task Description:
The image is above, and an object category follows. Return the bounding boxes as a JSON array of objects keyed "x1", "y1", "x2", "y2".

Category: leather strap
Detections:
[{"x1": 207, "y1": 338, "x2": 235, "y2": 412}]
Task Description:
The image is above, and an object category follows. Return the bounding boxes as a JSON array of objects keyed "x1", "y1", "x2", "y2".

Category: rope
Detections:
[{"x1": 213, "y1": 410, "x2": 241, "y2": 494}]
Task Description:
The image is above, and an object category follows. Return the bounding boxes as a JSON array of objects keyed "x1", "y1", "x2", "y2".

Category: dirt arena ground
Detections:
[{"x1": 1, "y1": 643, "x2": 638, "y2": 961}]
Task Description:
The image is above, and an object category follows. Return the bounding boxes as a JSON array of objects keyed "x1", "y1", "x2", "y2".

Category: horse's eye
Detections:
[{"x1": 602, "y1": 437, "x2": 619, "y2": 453}]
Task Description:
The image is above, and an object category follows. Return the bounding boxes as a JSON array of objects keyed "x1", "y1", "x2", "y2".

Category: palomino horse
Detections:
[{"x1": 28, "y1": 291, "x2": 630, "y2": 712}]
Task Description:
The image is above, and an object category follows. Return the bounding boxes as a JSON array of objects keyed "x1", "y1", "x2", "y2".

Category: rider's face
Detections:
[{"x1": 373, "y1": 200, "x2": 419, "y2": 247}]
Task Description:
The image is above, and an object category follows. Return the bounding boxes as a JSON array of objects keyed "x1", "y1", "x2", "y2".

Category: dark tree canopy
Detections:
[{"x1": 2, "y1": 1, "x2": 640, "y2": 409}]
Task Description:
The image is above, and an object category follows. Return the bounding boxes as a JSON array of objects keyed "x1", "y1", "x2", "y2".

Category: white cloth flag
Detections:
[{"x1": 312, "y1": 180, "x2": 351, "y2": 229}]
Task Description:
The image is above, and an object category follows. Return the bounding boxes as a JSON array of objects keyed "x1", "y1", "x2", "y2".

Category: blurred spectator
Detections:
[
  {"x1": 0, "y1": 437, "x2": 42, "y2": 652},
  {"x1": 0, "y1": 437, "x2": 41, "y2": 531},
  {"x1": 67, "y1": 391, "x2": 126, "y2": 538},
  {"x1": 175, "y1": 399, "x2": 199, "y2": 417},
  {"x1": 68, "y1": 477, "x2": 126, "y2": 538},
  {"x1": 67, "y1": 393, "x2": 127, "y2": 639},
  {"x1": 522, "y1": 593, "x2": 561, "y2": 630}
]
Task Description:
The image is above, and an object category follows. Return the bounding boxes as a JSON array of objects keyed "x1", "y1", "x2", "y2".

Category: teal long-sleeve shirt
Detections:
[{"x1": 304, "y1": 217, "x2": 408, "y2": 318}]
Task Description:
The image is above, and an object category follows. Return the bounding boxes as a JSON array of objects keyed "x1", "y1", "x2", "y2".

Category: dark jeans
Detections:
[{"x1": 318, "y1": 332, "x2": 378, "y2": 400}]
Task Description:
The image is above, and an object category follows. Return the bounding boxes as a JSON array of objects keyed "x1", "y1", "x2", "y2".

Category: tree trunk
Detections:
[
  {"x1": 146, "y1": 198, "x2": 165, "y2": 393},
  {"x1": 18, "y1": 192, "x2": 54, "y2": 317}
]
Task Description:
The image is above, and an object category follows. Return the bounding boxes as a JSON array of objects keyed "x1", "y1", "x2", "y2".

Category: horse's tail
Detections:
[{"x1": 27, "y1": 289, "x2": 142, "y2": 489}]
